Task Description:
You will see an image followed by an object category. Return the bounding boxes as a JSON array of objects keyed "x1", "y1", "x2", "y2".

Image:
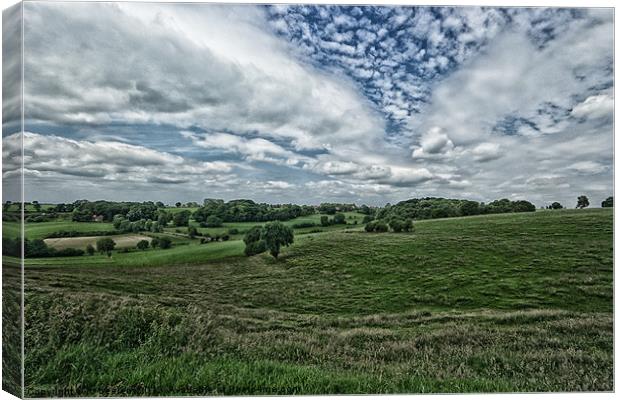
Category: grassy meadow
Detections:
[{"x1": 18, "y1": 208, "x2": 613, "y2": 396}]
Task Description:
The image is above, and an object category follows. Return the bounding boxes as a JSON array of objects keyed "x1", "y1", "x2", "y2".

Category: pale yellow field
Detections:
[{"x1": 44, "y1": 235, "x2": 152, "y2": 250}]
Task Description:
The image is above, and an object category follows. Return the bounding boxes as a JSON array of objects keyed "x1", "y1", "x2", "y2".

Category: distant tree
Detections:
[
  {"x1": 3, "y1": 201, "x2": 12, "y2": 212},
  {"x1": 576, "y1": 195, "x2": 590, "y2": 209},
  {"x1": 155, "y1": 201, "x2": 165, "y2": 208},
  {"x1": 549, "y1": 202, "x2": 563, "y2": 210},
  {"x1": 362, "y1": 215, "x2": 374, "y2": 224},
  {"x1": 402, "y1": 219, "x2": 413, "y2": 232},
  {"x1": 175, "y1": 202, "x2": 182, "y2": 208},
  {"x1": 333, "y1": 213, "x2": 346, "y2": 225},
  {"x1": 150, "y1": 237, "x2": 160, "y2": 248},
  {"x1": 32, "y1": 201, "x2": 41, "y2": 212},
  {"x1": 85, "y1": 244, "x2": 95, "y2": 256},
  {"x1": 188, "y1": 226, "x2": 198, "y2": 238},
  {"x1": 459, "y1": 200, "x2": 480, "y2": 216},
  {"x1": 261, "y1": 221, "x2": 294, "y2": 259},
  {"x1": 320, "y1": 215, "x2": 330, "y2": 227},
  {"x1": 389, "y1": 219, "x2": 404, "y2": 232},
  {"x1": 602, "y1": 196, "x2": 613, "y2": 208},
  {"x1": 96, "y1": 238, "x2": 116, "y2": 257},
  {"x1": 374, "y1": 221, "x2": 389, "y2": 233},
  {"x1": 511, "y1": 200, "x2": 536, "y2": 213},
  {"x1": 136, "y1": 240, "x2": 149, "y2": 250},
  {"x1": 205, "y1": 215, "x2": 223, "y2": 227},
  {"x1": 173, "y1": 210, "x2": 191, "y2": 227},
  {"x1": 157, "y1": 212, "x2": 170, "y2": 226},
  {"x1": 158, "y1": 237, "x2": 172, "y2": 249}
]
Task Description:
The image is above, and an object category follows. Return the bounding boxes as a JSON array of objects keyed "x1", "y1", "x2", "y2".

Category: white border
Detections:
[{"x1": 0, "y1": 1, "x2": 617, "y2": 400}]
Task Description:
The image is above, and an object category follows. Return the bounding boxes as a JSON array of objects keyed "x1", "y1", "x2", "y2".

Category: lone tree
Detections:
[
  {"x1": 320, "y1": 215, "x2": 330, "y2": 227},
  {"x1": 96, "y1": 237, "x2": 116, "y2": 257},
  {"x1": 576, "y1": 195, "x2": 590, "y2": 209},
  {"x1": 549, "y1": 202, "x2": 563, "y2": 210},
  {"x1": 262, "y1": 221, "x2": 294, "y2": 259},
  {"x1": 602, "y1": 196, "x2": 613, "y2": 208},
  {"x1": 136, "y1": 240, "x2": 149, "y2": 250}
]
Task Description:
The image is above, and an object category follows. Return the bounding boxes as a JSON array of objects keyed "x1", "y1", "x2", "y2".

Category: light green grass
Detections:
[
  {"x1": 23, "y1": 209, "x2": 613, "y2": 395},
  {"x1": 5, "y1": 221, "x2": 117, "y2": 240}
]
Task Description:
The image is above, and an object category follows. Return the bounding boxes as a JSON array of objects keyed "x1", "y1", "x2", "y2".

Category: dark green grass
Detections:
[{"x1": 23, "y1": 209, "x2": 613, "y2": 396}]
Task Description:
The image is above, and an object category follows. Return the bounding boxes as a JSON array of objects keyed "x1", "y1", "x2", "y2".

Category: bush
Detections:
[
  {"x1": 159, "y1": 237, "x2": 172, "y2": 249},
  {"x1": 244, "y1": 240, "x2": 266, "y2": 256},
  {"x1": 364, "y1": 221, "x2": 376, "y2": 232},
  {"x1": 86, "y1": 244, "x2": 95, "y2": 256},
  {"x1": 136, "y1": 240, "x2": 149, "y2": 250},
  {"x1": 204, "y1": 215, "x2": 223, "y2": 227},
  {"x1": 151, "y1": 237, "x2": 160, "y2": 248},
  {"x1": 228, "y1": 228, "x2": 239, "y2": 235},
  {"x1": 374, "y1": 221, "x2": 389, "y2": 232},
  {"x1": 389, "y1": 219, "x2": 404, "y2": 232},
  {"x1": 291, "y1": 222, "x2": 316, "y2": 229},
  {"x1": 96, "y1": 237, "x2": 116, "y2": 257},
  {"x1": 333, "y1": 213, "x2": 346, "y2": 224},
  {"x1": 320, "y1": 216, "x2": 330, "y2": 227},
  {"x1": 55, "y1": 248, "x2": 85, "y2": 257}
]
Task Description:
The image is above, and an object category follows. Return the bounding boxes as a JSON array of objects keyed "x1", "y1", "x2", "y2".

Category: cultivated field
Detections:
[
  {"x1": 44, "y1": 234, "x2": 153, "y2": 250},
  {"x1": 21, "y1": 208, "x2": 613, "y2": 396}
]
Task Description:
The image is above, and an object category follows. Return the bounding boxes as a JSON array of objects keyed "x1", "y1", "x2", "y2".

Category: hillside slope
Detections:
[{"x1": 24, "y1": 209, "x2": 613, "y2": 395}]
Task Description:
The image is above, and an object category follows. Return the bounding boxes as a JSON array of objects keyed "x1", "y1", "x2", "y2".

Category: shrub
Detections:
[
  {"x1": 159, "y1": 237, "x2": 172, "y2": 249},
  {"x1": 244, "y1": 240, "x2": 266, "y2": 256},
  {"x1": 333, "y1": 213, "x2": 346, "y2": 224},
  {"x1": 291, "y1": 222, "x2": 316, "y2": 229},
  {"x1": 150, "y1": 237, "x2": 160, "y2": 248},
  {"x1": 374, "y1": 221, "x2": 389, "y2": 232},
  {"x1": 55, "y1": 248, "x2": 85, "y2": 257},
  {"x1": 136, "y1": 240, "x2": 149, "y2": 250},
  {"x1": 228, "y1": 228, "x2": 239, "y2": 235},
  {"x1": 205, "y1": 215, "x2": 223, "y2": 227},
  {"x1": 86, "y1": 244, "x2": 95, "y2": 256},
  {"x1": 96, "y1": 237, "x2": 116, "y2": 257},
  {"x1": 365, "y1": 221, "x2": 376, "y2": 232}
]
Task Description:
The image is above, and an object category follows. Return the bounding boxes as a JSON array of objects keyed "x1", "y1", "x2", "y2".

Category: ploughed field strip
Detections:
[
  {"x1": 23, "y1": 209, "x2": 612, "y2": 395},
  {"x1": 44, "y1": 234, "x2": 152, "y2": 250}
]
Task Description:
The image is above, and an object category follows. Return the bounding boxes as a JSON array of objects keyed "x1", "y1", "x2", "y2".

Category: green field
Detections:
[
  {"x1": 21, "y1": 208, "x2": 613, "y2": 396},
  {"x1": 5, "y1": 220, "x2": 116, "y2": 240}
]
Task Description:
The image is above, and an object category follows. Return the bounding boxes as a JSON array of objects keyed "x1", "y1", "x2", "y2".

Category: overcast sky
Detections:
[{"x1": 2, "y1": 3, "x2": 614, "y2": 206}]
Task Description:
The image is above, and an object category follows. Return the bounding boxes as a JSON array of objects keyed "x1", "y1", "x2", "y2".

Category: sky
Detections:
[{"x1": 2, "y1": 2, "x2": 614, "y2": 207}]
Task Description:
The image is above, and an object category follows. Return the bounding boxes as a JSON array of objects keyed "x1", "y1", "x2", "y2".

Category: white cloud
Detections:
[
  {"x1": 4, "y1": 132, "x2": 234, "y2": 185},
  {"x1": 471, "y1": 142, "x2": 502, "y2": 162},
  {"x1": 181, "y1": 131, "x2": 309, "y2": 166},
  {"x1": 568, "y1": 161, "x2": 608, "y2": 175},
  {"x1": 571, "y1": 93, "x2": 614, "y2": 120}
]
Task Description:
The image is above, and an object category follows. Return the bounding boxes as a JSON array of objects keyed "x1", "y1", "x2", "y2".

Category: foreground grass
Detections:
[{"x1": 23, "y1": 209, "x2": 613, "y2": 395}]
